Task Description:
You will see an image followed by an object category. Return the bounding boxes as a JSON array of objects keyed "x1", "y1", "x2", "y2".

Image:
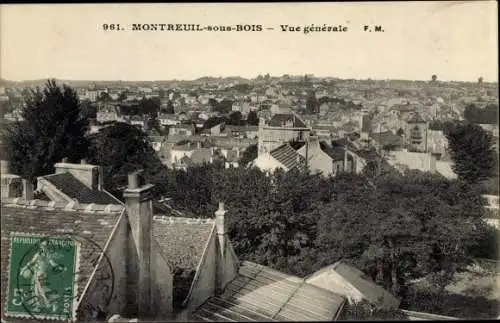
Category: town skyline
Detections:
[{"x1": 1, "y1": 2, "x2": 498, "y2": 83}]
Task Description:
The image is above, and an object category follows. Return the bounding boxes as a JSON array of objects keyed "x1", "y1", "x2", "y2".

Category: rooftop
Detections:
[
  {"x1": 371, "y1": 131, "x2": 404, "y2": 148},
  {"x1": 307, "y1": 261, "x2": 401, "y2": 309},
  {"x1": 267, "y1": 113, "x2": 308, "y2": 129},
  {"x1": 43, "y1": 172, "x2": 120, "y2": 205},
  {"x1": 270, "y1": 144, "x2": 306, "y2": 171},
  {"x1": 193, "y1": 261, "x2": 346, "y2": 322},
  {"x1": 1, "y1": 198, "x2": 124, "y2": 321},
  {"x1": 319, "y1": 142, "x2": 345, "y2": 161},
  {"x1": 152, "y1": 215, "x2": 215, "y2": 270}
]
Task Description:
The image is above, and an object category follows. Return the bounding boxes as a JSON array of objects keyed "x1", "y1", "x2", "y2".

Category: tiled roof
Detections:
[
  {"x1": 326, "y1": 262, "x2": 400, "y2": 309},
  {"x1": 270, "y1": 144, "x2": 306, "y2": 171},
  {"x1": 191, "y1": 148, "x2": 212, "y2": 165},
  {"x1": 152, "y1": 216, "x2": 215, "y2": 270},
  {"x1": 319, "y1": 142, "x2": 345, "y2": 161},
  {"x1": 43, "y1": 173, "x2": 120, "y2": 205},
  {"x1": 407, "y1": 112, "x2": 425, "y2": 123},
  {"x1": 1, "y1": 198, "x2": 123, "y2": 322},
  {"x1": 267, "y1": 113, "x2": 308, "y2": 128},
  {"x1": 193, "y1": 261, "x2": 346, "y2": 322},
  {"x1": 371, "y1": 131, "x2": 403, "y2": 148}
]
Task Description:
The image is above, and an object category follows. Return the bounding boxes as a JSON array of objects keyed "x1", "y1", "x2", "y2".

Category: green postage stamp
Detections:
[{"x1": 6, "y1": 234, "x2": 80, "y2": 321}]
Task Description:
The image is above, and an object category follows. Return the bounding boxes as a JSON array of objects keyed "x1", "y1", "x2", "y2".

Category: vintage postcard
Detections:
[{"x1": 0, "y1": 2, "x2": 498, "y2": 322}]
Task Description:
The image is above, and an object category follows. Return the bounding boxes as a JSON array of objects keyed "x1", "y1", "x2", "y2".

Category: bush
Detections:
[
  {"x1": 401, "y1": 288, "x2": 500, "y2": 319},
  {"x1": 338, "y1": 300, "x2": 409, "y2": 320}
]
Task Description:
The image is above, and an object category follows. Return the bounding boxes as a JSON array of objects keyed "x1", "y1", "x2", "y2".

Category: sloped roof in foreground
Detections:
[
  {"x1": 1, "y1": 198, "x2": 124, "y2": 322},
  {"x1": 193, "y1": 261, "x2": 346, "y2": 321}
]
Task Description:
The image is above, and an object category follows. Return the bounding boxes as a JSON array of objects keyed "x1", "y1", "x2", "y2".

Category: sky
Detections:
[{"x1": 1, "y1": 2, "x2": 498, "y2": 82}]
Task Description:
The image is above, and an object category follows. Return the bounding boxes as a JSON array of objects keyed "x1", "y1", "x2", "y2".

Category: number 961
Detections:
[{"x1": 102, "y1": 24, "x2": 121, "y2": 31}]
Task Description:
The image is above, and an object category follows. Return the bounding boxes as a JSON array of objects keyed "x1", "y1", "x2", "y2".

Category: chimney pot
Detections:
[
  {"x1": 218, "y1": 202, "x2": 225, "y2": 213},
  {"x1": 128, "y1": 170, "x2": 143, "y2": 189}
]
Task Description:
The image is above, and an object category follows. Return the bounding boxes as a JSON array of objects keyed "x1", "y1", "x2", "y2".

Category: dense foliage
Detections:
[
  {"x1": 463, "y1": 103, "x2": 498, "y2": 125},
  {"x1": 338, "y1": 300, "x2": 409, "y2": 321},
  {"x1": 3, "y1": 79, "x2": 89, "y2": 183},
  {"x1": 86, "y1": 122, "x2": 167, "y2": 197},
  {"x1": 157, "y1": 165, "x2": 490, "y2": 300},
  {"x1": 402, "y1": 287, "x2": 500, "y2": 319},
  {"x1": 445, "y1": 122, "x2": 496, "y2": 184},
  {"x1": 246, "y1": 110, "x2": 259, "y2": 126},
  {"x1": 238, "y1": 144, "x2": 257, "y2": 167}
]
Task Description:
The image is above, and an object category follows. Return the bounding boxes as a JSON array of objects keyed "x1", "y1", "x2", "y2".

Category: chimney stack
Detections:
[
  {"x1": 123, "y1": 170, "x2": 154, "y2": 319},
  {"x1": 215, "y1": 202, "x2": 227, "y2": 256},
  {"x1": 1, "y1": 160, "x2": 10, "y2": 174},
  {"x1": 429, "y1": 152, "x2": 437, "y2": 173},
  {"x1": 22, "y1": 179, "x2": 34, "y2": 200},
  {"x1": 55, "y1": 161, "x2": 103, "y2": 191}
]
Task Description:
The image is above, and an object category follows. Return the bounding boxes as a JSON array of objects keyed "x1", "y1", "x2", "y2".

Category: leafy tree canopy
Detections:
[
  {"x1": 86, "y1": 122, "x2": 166, "y2": 197},
  {"x1": 445, "y1": 122, "x2": 496, "y2": 184},
  {"x1": 3, "y1": 79, "x2": 89, "y2": 183},
  {"x1": 246, "y1": 110, "x2": 259, "y2": 126},
  {"x1": 238, "y1": 144, "x2": 258, "y2": 167}
]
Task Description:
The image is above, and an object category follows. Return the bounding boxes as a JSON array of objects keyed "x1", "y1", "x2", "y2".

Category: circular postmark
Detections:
[{"x1": 9, "y1": 233, "x2": 115, "y2": 322}]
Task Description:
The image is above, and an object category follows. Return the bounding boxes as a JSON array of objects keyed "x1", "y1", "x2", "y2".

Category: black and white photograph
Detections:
[{"x1": 0, "y1": 2, "x2": 498, "y2": 322}]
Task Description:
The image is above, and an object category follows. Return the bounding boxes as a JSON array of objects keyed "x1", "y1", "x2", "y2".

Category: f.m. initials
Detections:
[{"x1": 364, "y1": 25, "x2": 384, "y2": 32}]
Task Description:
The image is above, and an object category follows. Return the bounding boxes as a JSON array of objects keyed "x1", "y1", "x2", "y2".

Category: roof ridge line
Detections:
[
  {"x1": 152, "y1": 215, "x2": 215, "y2": 224},
  {"x1": 1, "y1": 197, "x2": 124, "y2": 214}
]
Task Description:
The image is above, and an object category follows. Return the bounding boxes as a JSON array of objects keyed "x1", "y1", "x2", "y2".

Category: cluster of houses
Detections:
[{"x1": 1, "y1": 159, "x2": 468, "y2": 322}]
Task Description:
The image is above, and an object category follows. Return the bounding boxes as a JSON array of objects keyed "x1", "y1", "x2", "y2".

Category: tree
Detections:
[
  {"x1": 86, "y1": 122, "x2": 166, "y2": 197},
  {"x1": 208, "y1": 98, "x2": 218, "y2": 110},
  {"x1": 203, "y1": 116, "x2": 226, "y2": 130},
  {"x1": 213, "y1": 99, "x2": 233, "y2": 114},
  {"x1": 98, "y1": 91, "x2": 110, "y2": 102},
  {"x1": 247, "y1": 110, "x2": 259, "y2": 126},
  {"x1": 478, "y1": 76, "x2": 484, "y2": 84},
  {"x1": 80, "y1": 99, "x2": 97, "y2": 120},
  {"x1": 396, "y1": 128, "x2": 405, "y2": 137},
  {"x1": 338, "y1": 300, "x2": 409, "y2": 320},
  {"x1": 431, "y1": 74, "x2": 438, "y2": 82},
  {"x1": 228, "y1": 111, "x2": 243, "y2": 125},
  {"x1": 164, "y1": 100, "x2": 175, "y2": 114},
  {"x1": 306, "y1": 91, "x2": 319, "y2": 114},
  {"x1": 3, "y1": 79, "x2": 89, "y2": 183},
  {"x1": 239, "y1": 144, "x2": 258, "y2": 167},
  {"x1": 118, "y1": 92, "x2": 127, "y2": 102},
  {"x1": 139, "y1": 97, "x2": 160, "y2": 117},
  {"x1": 314, "y1": 172, "x2": 487, "y2": 297},
  {"x1": 445, "y1": 123, "x2": 496, "y2": 184}
]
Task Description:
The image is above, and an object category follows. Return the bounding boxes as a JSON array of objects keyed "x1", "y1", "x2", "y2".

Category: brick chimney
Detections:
[
  {"x1": 22, "y1": 179, "x2": 34, "y2": 200},
  {"x1": 123, "y1": 170, "x2": 154, "y2": 319},
  {"x1": 215, "y1": 202, "x2": 227, "y2": 257},
  {"x1": 55, "y1": 159, "x2": 103, "y2": 191}
]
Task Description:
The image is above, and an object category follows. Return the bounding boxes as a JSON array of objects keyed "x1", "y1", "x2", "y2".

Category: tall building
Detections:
[
  {"x1": 257, "y1": 112, "x2": 311, "y2": 156},
  {"x1": 404, "y1": 112, "x2": 428, "y2": 152}
]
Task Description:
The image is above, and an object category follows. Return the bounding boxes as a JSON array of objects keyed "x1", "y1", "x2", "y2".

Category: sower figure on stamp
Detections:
[{"x1": 20, "y1": 241, "x2": 67, "y2": 313}]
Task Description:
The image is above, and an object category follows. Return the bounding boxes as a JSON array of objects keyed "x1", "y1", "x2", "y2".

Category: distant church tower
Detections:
[{"x1": 405, "y1": 112, "x2": 428, "y2": 152}]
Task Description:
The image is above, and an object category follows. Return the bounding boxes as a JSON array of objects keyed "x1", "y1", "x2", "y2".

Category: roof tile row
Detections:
[{"x1": 1, "y1": 197, "x2": 124, "y2": 214}]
